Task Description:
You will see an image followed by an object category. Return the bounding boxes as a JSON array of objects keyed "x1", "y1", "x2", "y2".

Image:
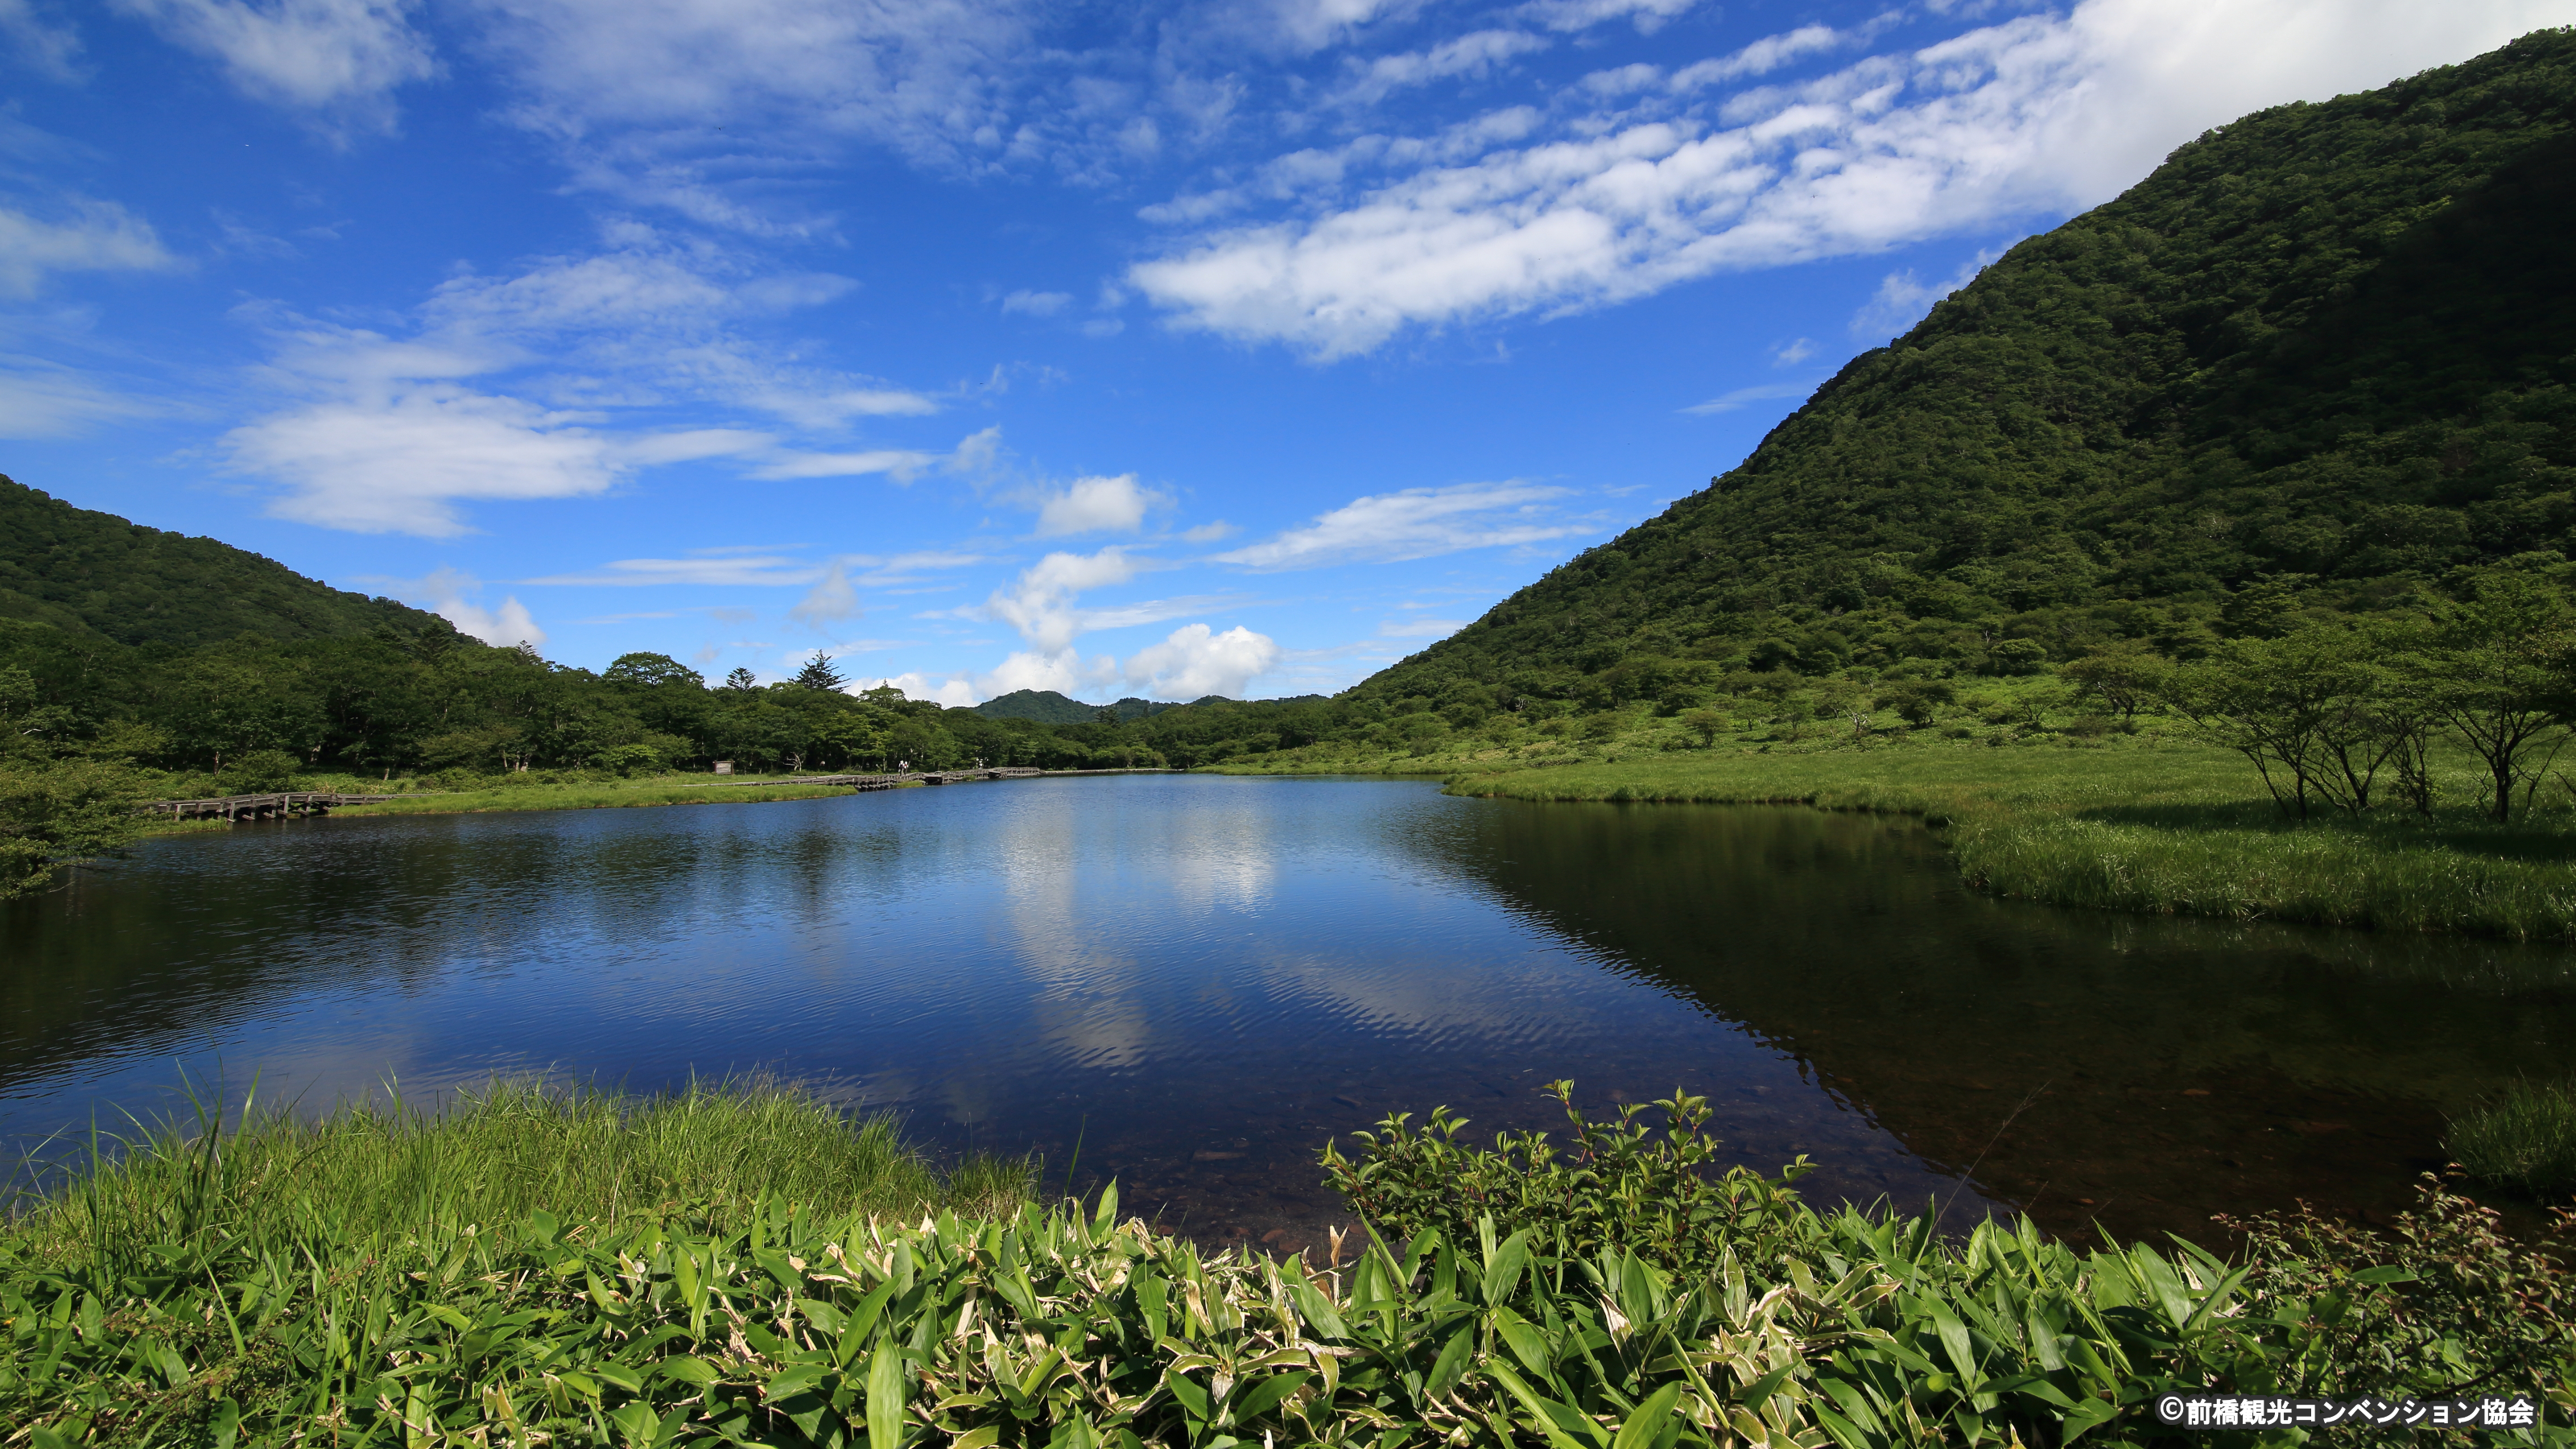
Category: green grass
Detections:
[
  {"x1": 332, "y1": 776, "x2": 872, "y2": 817},
  {"x1": 2450, "y1": 1079, "x2": 2576, "y2": 1199},
  {"x1": 1220, "y1": 712, "x2": 2576, "y2": 939},
  {"x1": 2, "y1": 1077, "x2": 1031, "y2": 1279}
]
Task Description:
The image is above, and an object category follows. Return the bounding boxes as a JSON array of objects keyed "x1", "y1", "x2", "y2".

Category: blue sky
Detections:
[{"x1": 5, "y1": 0, "x2": 2568, "y2": 703}]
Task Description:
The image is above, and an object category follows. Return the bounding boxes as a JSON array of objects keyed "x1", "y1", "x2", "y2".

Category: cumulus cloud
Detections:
[
  {"x1": 1769, "y1": 336, "x2": 1815, "y2": 366},
  {"x1": 1215, "y1": 481, "x2": 1587, "y2": 570},
  {"x1": 1122, "y1": 622, "x2": 1280, "y2": 699},
  {"x1": 985, "y1": 547, "x2": 1142, "y2": 652},
  {"x1": 0, "y1": 198, "x2": 181, "y2": 297},
  {"x1": 410, "y1": 568, "x2": 547, "y2": 647},
  {"x1": 1000, "y1": 288, "x2": 1071, "y2": 316},
  {"x1": 1034, "y1": 473, "x2": 1163, "y2": 536},
  {"x1": 980, "y1": 647, "x2": 1117, "y2": 699},
  {"x1": 858, "y1": 671, "x2": 979, "y2": 707},
  {"x1": 1131, "y1": 0, "x2": 2576, "y2": 358},
  {"x1": 109, "y1": 0, "x2": 440, "y2": 138}
]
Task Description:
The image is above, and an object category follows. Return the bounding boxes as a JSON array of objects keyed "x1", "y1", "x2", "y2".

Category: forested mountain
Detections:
[
  {"x1": 0, "y1": 476, "x2": 451, "y2": 649},
  {"x1": 1351, "y1": 29, "x2": 2576, "y2": 710},
  {"x1": 976, "y1": 691, "x2": 1181, "y2": 724}
]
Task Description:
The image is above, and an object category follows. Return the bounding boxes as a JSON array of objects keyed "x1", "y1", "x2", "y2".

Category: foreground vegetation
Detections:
[{"x1": 5, "y1": 1083, "x2": 2570, "y2": 1446}]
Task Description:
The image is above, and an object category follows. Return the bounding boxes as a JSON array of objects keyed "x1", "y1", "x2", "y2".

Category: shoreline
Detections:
[{"x1": 1218, "y1": 741, "x2": 2576, "y2": 943}]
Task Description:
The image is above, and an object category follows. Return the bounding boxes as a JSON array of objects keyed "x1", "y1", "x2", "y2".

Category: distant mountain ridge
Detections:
[
  {"x1": 1352, "y1": 30, "x2": 2576, "y2": 702},
  {"x1": 0, "y1": 476, "x2": 452, "y2": 650},
  {"x1": 975, "y1": 690, "x2": 1181, "y2": 724}
]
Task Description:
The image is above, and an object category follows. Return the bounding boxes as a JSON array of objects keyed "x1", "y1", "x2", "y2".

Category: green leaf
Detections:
[
  {"x1": 661, "y1": 1354, "x2": 723, "y2": 1386},
  {"x1": 1481, "y1": 1228, "x2": 1532, "y2": 1307},
  {"x1": 1230, "y1": 1369, "x2": 1311, "y2": 1423},
  {"x1": 2350, "y1": 1265, "x2": 2419, "y2": 1285},
  {"x1": 868, "y1": 1340, "x2": 907, "y2": 1449},
  {"x1": 1612, "y1": 1381, "x2": 1683, "y2": 1449},
  {"x1": 1423, "y1": 1321, "x2": 1476, "y2": 1401},
  {"x1": 1163, "y1": 1368, "x2": 1212, "y2": 1425}
]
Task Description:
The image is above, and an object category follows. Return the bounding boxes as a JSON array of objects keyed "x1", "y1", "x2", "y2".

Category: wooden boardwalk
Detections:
[
  {"x1": 143, "y1": 791, "x2": 404, "y2": 822},
  {"x1": 142, "y1": 766, "x2": 1182, "y2": 823}
]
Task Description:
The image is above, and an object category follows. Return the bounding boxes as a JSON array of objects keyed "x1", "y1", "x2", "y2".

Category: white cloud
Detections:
[
  {"x1": 1678, "y1": 380, "x2": 1810, "y2": 415},
  {"x1": 1000, "y1": 288, "x2": 1071, "y2": 316},
  {"x1": 788, "y1": 563, "x2": 859, "y2": 625},
  {"x1": 1, "y1": 0, "x2": 85, "y2": 80},
  {"x1": 1517, "y1": 0, "x2": 1699, "y2": 35},
  {"x1": 1667, "y1": 23, "x2": 1844, "y2": 88},
  {"x1": 863, "y1": 671, "x2": 980, "y2": 707},
  {"x1": 227, "y1": 386, "x2": 624, "y2": 536},
  {"x1": 1131, "y1": 0, "x2": 2576, "y2": 359},
  {"x1": 409, "y1": 568, "x2": 547, "y2": 647},
  {"x1": 475, "y1": 0, "x2": 1030, "y2": 201},
  {"x1": 0, "y1": 358, "x2": 167, "y2": 438},
  {"x1": 1379, "y1": 617, "x2": 1465, "y2": 638},
  {"x1": 522, "y1": 554, "x2": 821, "y2": 587},
  {"x1": 1769, "y1": 336, "x2": 1815, "y2": 366},
  {"x1": 1034, "y1": 473, "x2": 1163, "y2": 537},
  {"x1": 109, "y1": 0, "x2": 439, "y2": 138},
  {"x1": 985, "y1": 546, "x2": 1142, "y2": 652},
  {"x1": 0, "y1": 198, "x2": 181, "y2": 297},
  {"x1": 980, "y1": 647, "x2": 1117, "y2": 699},
  {"x1": 1122, "y1": 623, "x2": 1280, "y2": 700},
  {"x1": 1851, "y1": 250, "x2": 1993, "y2": 338},
  {"x1": 751, "y1": 448, "x2": 941, "y2": 481},
  {"x1": 1180, "y1": 520, "x2": 1238, "y2": 543},
  {"x1": 1331, "y1": 29, "x2": 1549, "y2": 107},
  {"x1": 1215, "y1": 480, "x2": 1587, "y2": 570},
  {"x1": 220, "y1": 232, "x2": 954, "y2": 533}
]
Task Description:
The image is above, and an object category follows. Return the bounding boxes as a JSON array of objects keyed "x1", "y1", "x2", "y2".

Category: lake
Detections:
[{"x1": 6, "y1": 774, "x2": 2572, "y2": 1253}]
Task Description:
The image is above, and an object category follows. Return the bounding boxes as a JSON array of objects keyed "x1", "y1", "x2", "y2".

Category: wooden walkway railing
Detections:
[
  {"x1": 142, "y1": 791, "x2": 405, "y2": 822},
  {"x1": 142, "y1": 766, "x2": 1183, "y2": 823}
]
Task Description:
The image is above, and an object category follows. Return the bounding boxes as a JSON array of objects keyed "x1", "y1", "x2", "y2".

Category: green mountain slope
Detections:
[
  {"x1": 0, "y1": 476, "x2": 451, "y2": 649},
  {"x1": 975, "y1": 691, "x2": 1181, "y2": 724},
  {"x1": 1358, "y1": 29, "x2": 2576, "y2": 704}
]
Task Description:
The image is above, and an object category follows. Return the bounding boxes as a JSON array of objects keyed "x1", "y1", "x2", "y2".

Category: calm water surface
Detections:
[{"x1": 6, "y1": 775, "x2": 2573, "y2": 1252}]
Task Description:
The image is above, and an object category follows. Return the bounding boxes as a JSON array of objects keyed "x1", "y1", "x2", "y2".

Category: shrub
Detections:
[{"x1": 221, "y1": 748, "x2": 301, "y2": 793}]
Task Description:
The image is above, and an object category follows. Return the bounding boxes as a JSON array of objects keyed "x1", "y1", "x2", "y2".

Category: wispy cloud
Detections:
[
  {"x1": 522, "y1": 554, "x2": 824, "y2": 587},
  {"x1": 109, "y1": 0, "x2": 440, "y2": 141},
  {"x1": 0, "y1": 196, "x2": 182, "y2": 297},
  {"x1": 1215, "y1": 481, "x2": 1589, "y2": 570},
  {"x1": 1678, "y1": 380, "x2": 1810, "y2": 415}
]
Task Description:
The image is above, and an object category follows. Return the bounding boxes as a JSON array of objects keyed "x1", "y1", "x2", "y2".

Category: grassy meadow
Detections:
[{"x1": 1217, "y1": 677, "x2": 2576, "y2": 941}]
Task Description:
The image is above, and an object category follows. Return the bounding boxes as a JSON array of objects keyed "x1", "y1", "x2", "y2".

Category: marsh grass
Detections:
[
  {"x1": 2, "y1": 1077, "x2": 1031, "y2": 1281},
  {"x1": 2450, "y1": 1079, "x2": 2576, "y2": 1200},
  {"x1": 1434, "y1": 745, "x2": 2576, "y2": 939}
]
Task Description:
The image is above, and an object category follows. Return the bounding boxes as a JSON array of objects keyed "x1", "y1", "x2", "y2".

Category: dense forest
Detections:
[{"x1": 7, "y1": 33, "x2": 2576, "y2": 890}]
